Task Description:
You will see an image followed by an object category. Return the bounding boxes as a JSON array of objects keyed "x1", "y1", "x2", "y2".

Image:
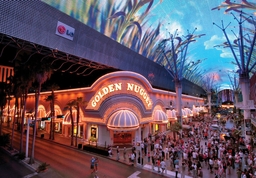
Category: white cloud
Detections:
[
  {"x1": 220, "y1": 49, "x2": 233, "y2": 58},
  {"x1": 166, "y1": 21, "x2": 184, "y2": 36},
  {"x1": 204, "y1": 35, "x2": 224, "y2": 50},
  {"x1": 172, "y1": 9, "x2": 185, "y2": 18},
  {"x1": 191, "y1": 21, "x2": 203, "y2": 32},
  {"x1": 204, "y1": 35, "x2": 236, "y2": 58}
]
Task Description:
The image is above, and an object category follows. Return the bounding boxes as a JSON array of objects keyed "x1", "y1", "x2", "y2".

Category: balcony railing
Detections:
[{"x1": 235, "y1": 100, "x2": 255, "y2": 109}]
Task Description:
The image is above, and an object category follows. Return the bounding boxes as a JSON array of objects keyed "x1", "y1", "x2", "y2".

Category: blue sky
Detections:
[
  {"x1": 147, "y1": 0, "x2": 242, "y2": 90},
  {"x1": 43, "y1": 0, "x2": 255, "y2": 91}
]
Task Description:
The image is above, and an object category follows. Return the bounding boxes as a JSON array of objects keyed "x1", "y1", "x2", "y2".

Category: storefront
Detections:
[{"x1": 6, "y1": 71, "x2": 204, "y2": 147}]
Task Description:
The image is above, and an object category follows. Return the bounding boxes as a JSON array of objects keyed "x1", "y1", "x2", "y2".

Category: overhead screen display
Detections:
[{"x1": 42, "y1": 0, "x2": 255, "y2": 89}]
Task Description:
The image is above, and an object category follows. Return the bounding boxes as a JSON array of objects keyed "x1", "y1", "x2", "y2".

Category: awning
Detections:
[
  {"x1": 181, "y1": 109, "x2": 187, "y2": 118},
  {"x1": 152, "y1": 110, "x2": 168, "y2": 123},
  {"x1": 183, "y1": 108, "x2": 193, "y2": 117},
  {"x1": 107, "y1": 110, "x2": 139, "y2": 131},
  {"x1": 192, "y1": 105, "x2": 199, "y2": 115},
  {"x1": 182, "y1": 124, "x2": 191, "y2": 129},
  {"x1": 166, "y1": 109, "x2": 176, "y2": 119}
]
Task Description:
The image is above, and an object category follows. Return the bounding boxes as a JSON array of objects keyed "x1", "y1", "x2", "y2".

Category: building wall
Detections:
[
  {"x1": 7, "y1": 71, "x2": 204, "y2": 146},
  {"x1": 0, "y1": 65, "x2": 14, "y2": 83}
]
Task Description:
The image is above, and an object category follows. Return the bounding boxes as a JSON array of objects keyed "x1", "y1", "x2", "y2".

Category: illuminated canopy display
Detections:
[{"x1": 42, "y1": 0, "x2": 256, "y2": 90}]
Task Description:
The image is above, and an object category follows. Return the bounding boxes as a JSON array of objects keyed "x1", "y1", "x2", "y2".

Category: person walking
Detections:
[
  {"x1": 181, "y1": 161, "x2": 186, "y2": 178},
  {"x1": 197, "y1": 167, "x2": 203, "y2": 178},
  {"x1": 116, "y1": 146, "x2": 120, "y2": 161},
  {"x1": 147, "y1": 151, "x2": 151, "y2": 163},
  {"x1": 123, "y1": 147, "x2": 126, "y2": 161},
  {"x1": 157, "y1": 158, "x2": 161, "y2": 173},
  {"x1": 160, "y1": 159, "x2": 166, "y2": 174},
  {"x1": 130, "y1": 152, "x2": 135, "y2": 166},
  {"x1": 94, "y1": 157, "x2": 99, "y2": 173},
  {"x1": 90, "y1": 157, "x2": 95, "y2": 174},
  {"x1": 152, "y1": 154, "x2": 155, "y2": 171},
  {"x1": 175, "y1": 161, "x2": 179, "y2": 178}
]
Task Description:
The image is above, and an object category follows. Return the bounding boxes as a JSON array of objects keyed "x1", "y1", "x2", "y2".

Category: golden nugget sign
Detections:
[{"x1": 91, "y1": 82, "x2": 152, "y2": 108}]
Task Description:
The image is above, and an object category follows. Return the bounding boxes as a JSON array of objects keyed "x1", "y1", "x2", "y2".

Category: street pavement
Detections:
[{"x1": 1, "y1": 124, "x2": 239, "y2": 178}]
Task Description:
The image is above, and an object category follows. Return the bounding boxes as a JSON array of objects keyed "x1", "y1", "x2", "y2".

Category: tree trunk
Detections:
[
  {"x1": 49, "y1": 100, "x2": 53, "y2": 140},
  {"x1": 10, "y1": 97, "x2": 18, "y2": 149},
  {"x1": 175, "y1": 81, "x2": 182, "y2": 129},
  {"x1": 20, "y1": 91, "x2": 28, "y2": 153},
  {"x1": 52, "y1": 90, "x2": 55, "y2": 140},
  {"x1": 70, "y1": 108, "x2": 74, "y2": 146},
  {"x1": 240, "y1": 76, "x2": 251, "y2": 140},
  {"x1": 0, "y1": 106, "x2": 3, "y2": 136},
  {"x1": 7, "y1": 96, "x2": 11, "y2": 128},
  {"x1": 29, "y1": 84, "x2": 41, "y2": 164},
  {"x1": 75, "y1": 103, "x2": 79, "y2": 147},
  {"x1": 207, "y1": 93, "x2": 211, "y2": 116}
]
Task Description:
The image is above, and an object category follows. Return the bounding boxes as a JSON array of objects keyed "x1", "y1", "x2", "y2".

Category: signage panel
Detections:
[{"x1": 55, "y1": 21, "x2": 75, "y2": 41}]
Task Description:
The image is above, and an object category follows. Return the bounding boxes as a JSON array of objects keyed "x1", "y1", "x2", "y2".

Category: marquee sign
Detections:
[{"x1": 89, "y1": 81, "x2": 152, "y2": 110}]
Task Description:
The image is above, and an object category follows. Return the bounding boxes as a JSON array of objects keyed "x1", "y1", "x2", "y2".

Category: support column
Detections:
[
  {"x1": 207, "y1": 93, "x2": 212, "y2": 116},
  {"x1": 175, "y1": 81, "x2": 183, "y2": 137},
  {"x1": 240, "y1": 76, "x2": 251, "y2": 140},
  {"x1": 25, "y1": 118, "x2": 31, "y2": 158},
  {"x1": 83, "y1": 123, "x2": 87, "y2": 141}
]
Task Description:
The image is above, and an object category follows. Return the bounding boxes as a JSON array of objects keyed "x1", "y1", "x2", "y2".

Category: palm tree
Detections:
[
  {"x1": 13, "y1": 60, "x2": 34, "y2": 153},
  {"x1": 10, "y1": 74, "x2": 23, "y2": 150},
  {"x1": 64, "y1": 100, "x2": 76, "y2": 146},
  {"x1": 157, "y1": 30, "x2": 204, "y2": 134},
  {"x1": 29, "y1": 62, "x2": 52, "y2": 164},
  {"x1": 170, "y1": 122, "x2": 182, "y2": 140},
  {"x1": 73, "y1": 97, "x2": 87, "y2": 147},
  {"x1": 45, "y1": 94, "x2": 55, "y2": 140},
  {"x1": 48, "y1": 84, "x2": 59, "y2": 140},
  {"x1": 5, "y1": 76, "x2": 14, "y2": 128},
  {"x1": 45, "y1": 83, "x2": 59, "y2": 140}
]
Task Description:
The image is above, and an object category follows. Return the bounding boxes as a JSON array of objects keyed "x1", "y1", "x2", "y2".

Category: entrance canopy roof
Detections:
[
  {"x1": 107, "y1": 110, "x2": 139, "y2": 131},
  {"x1": 152, "y1": 110, "x2": 168, "y2": 123}
]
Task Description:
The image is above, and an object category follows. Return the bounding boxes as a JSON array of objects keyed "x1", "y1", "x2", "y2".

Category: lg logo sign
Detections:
[
  {"x1": 57, "y1": 25, "x2": 66, "y2": 34},
  {"x1": 55, "y1": 21, "x2": 75, "y2": 40}
]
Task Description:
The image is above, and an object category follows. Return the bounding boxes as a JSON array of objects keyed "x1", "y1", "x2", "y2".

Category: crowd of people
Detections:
[
  {"x1": 104, "y1": 112, "x2": 256, "y2": 178},
  {"x1": 129, "y1": 115, "x2": 256, "y2": 178}
]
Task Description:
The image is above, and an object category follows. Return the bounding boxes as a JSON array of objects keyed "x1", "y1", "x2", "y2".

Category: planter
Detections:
[
  {"x1": 78, "y1": 143, "x2": 82, "y2": 149},
  {"x1": 37, "y1": 162, "x2": 50, "y2": 173},
  {"x1": 83, "y1": 145, "x2": 108, "y2": 156}
]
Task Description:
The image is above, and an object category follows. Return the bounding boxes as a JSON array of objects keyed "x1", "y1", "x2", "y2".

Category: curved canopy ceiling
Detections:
[{"x1": 42, "y1": 0, "x2": 256, "y2": 91}]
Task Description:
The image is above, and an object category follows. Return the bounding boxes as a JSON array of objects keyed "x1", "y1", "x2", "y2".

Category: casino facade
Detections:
[{"x1": 5, "y1": 71, "x2": 204, "y2": 147}]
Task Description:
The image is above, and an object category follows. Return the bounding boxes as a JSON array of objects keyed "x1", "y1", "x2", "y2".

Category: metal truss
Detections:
[{"x1": 0, "y1": 33, "x2": 116, "y2": 76}]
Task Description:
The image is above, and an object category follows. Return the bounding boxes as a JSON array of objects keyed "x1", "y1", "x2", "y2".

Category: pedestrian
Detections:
[
  {"x1": 123, "y1": 147, "x2": 126, "y2": 161},
  {"x1": 94, "y1": 157, "x2": 99, "y2": 173},
  {"x1": 160, "y1": 159, "x2": 166, "y2": 174},
  {"x1": 147, "y1": 151, "x2": 151, "y2": 163},
  {"x1": 197, "y1": 167, "x2": 203, "y2": 178},
  {"x1": 181, "y1": 161, "x2": 186, "y2": 178},
  {"x1": 90, "y1": 157, "x2": 95, "y2": 173},
  {"x1": 152, "y1": 155, "x2": 155, "y2": 170},
  {"x1": 116, "y1": 146, "x2": 120, "y2": 161},
  {"x1": 209, "y1": 157, "x2": 213, "y2": 173},
  {"x1": 175, "y1": 162, "x2": 179, "y2": 178},
  {"x1": 157, "y1": 158, "x2": 161, "y2": 173},
  {"x1": 130, "y1": 152, "x2": 135, "y2": 166},
  {"x1": 108, "y1": 146, "x2": 112, "y2": 157}
]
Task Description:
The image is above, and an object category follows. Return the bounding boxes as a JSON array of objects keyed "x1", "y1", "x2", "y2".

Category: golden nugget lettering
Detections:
[{"x1": 91, "y1": 82, "x2": 152, "y2": 107}]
